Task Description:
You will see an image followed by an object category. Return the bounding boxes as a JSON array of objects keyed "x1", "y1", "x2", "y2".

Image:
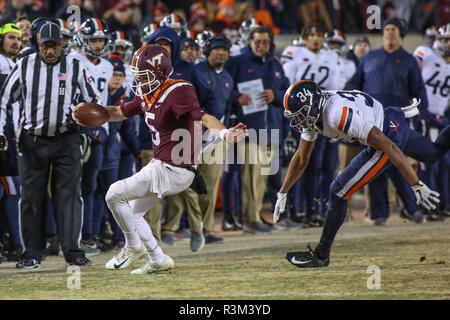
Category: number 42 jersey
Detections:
[
  {"x1": 301, "y1": 90, "x2": 384, "y2": 145},
  {"x1": 282, "y1": 47, "x2": 340, "y2": 90},
  {"x1": 413, "y1": 46, "x2": 449, "y2": 116}
]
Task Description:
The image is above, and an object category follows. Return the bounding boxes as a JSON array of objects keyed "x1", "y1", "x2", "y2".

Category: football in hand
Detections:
[{"x1": 73, "y1": 103, "x2": 109, "y2": 128}]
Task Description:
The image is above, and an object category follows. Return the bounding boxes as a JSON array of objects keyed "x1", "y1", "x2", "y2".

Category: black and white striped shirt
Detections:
[{"x1": 0, "y1": 52, "x2": 101, "y2": 136}]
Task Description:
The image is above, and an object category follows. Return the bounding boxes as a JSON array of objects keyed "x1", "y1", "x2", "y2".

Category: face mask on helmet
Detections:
[
  {"x1": 129, "y1": 66, "x2": 160, "y2": 97},
  {"x1": 129, "y1": 46, "x2": 173, "y2": 98},
  {"x1": 239, "y1": 19, "x2": 262, "y2": 47},
  {"x1": 437, "y1": 24, "x2": 450, "y2": 56},
  {"x1": 283, "y1": 81, "x2": 323, "y2": 133},
  {"x1": 80, "y1": 19, "x2": 110, "y2": 57}
]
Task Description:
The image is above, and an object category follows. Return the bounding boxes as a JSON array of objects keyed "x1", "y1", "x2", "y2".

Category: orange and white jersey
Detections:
[
  {"x1": 282, "y1": 47, "x2": 340, "y2": 90},
  {"x1": 280, "y1": 45, "x2": 303, "y2": 65},
  {"x1": 413, "y1": 45, "x2": 449, "y2": 116},
  {"x1": 301, "y1": 90, "x2": 384, "y2": 145}
]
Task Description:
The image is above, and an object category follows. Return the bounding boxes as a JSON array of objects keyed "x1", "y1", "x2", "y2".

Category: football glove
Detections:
[
  {"x1": 412, "y1": 180, "x2": 440, "y2": 211},
  {"x1": 273, "y1": 192, "x2": 287, "y2": 224}
]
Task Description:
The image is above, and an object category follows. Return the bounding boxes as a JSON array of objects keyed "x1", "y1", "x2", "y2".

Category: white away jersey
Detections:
[
  {"x1": 282, "y1": 47, "x2": 340, "y2": 90},
  {"x1": 413, "y1": 46, "x2": 449, "y2": 116},
  {"x1": 301, "y1": 90, "x2": 384, "y2": 145},
  {"x1": 229, "y1": 44, "x2": 242, "y2": 57},
  {"x1": 336, "y1": 56, "x2": 356, "y2": 90},
  {"x1": 69, "y1": 51, "x2": 113, "y2": 105},
  {"x1": 0, "y1": 54, "x2": 15, "y2": 74},
  {"x1": 280, "y1": 45, "x2": 304, "y2": 65}
]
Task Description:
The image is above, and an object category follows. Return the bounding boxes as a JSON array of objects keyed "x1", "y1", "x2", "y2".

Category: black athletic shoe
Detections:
[
  {"x1": 426, "y1": 209, "x2": 445, "y2": 222},
  {"x1": 285, "y1": 245, "x2": 330, "y2": 268},
  {"x1": 5, "y1": 244, "x2": 22, "y2": 261},
  {"x1": 45, "y1": 236, "x2": 60, "y2": 256},
  {"x1": 205, "y1": 234, "x2": 224, "y2": 244},
  {"x1": 16, "y1": 258, "x2": 41, "y2": 269},
  {"x1": 66, "y1": 256, "x2": 93, "y2": 267},
  {"x1": 222, "y1": 213, "x2": 235, "y2": 231}
]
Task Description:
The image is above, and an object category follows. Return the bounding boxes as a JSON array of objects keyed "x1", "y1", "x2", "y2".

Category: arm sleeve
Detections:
[
  {"x1": 332, "y1": 106, "x2": 373, "y2": 145},
  {"x1": 79, "y1": 67, "x2": 102, "y2": 104},
  {"x1": 0, "y1": 64, "x2": 22, "y2": 135},
  {"x1": 348, "y1": 57, "x2": 365, "y2": 91},
  {"x1": 120, "y1": 95, "x2": 143, "y2": 118}
]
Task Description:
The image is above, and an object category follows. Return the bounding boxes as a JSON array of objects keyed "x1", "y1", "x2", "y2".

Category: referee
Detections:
[{"x1": 0, "y1": 22, "x2": 101, "y2": 268}]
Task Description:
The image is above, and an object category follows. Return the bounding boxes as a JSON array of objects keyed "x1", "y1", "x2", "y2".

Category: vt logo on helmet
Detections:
[
  {"x1": 129, "y1": 45, "x2": 173, "y2": 97},
  {"x1": 283, "y1": 80, "x2": 324, "y2": 133}
]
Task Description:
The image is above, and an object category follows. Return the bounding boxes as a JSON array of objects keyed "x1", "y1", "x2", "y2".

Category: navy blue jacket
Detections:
[
  {"x1": 349, "y1": 47, "x2": 433, "y2": 122},
  {"x1": 225, "y1": 45, "x2": 290, "y2": 140},
  {"x1": 140, "y1": 27, "x2": 217, "y2": 150},
  {"x1": 346, "y1": 50, "x2": 360, "y2": 67},
  {"x1": 146, "y1": 27, "x2": 217, "y2": 110},
  {"x1": 195, "y1": 60, "x2": 233, "y2": 124},
  {"x1": 102, "y1": 87, "x2": 140, "y2": 170}
]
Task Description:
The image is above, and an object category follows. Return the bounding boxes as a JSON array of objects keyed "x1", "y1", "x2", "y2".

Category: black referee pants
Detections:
[{"x1": 17, "y1": 130, "x2": 84, "y2": 262}]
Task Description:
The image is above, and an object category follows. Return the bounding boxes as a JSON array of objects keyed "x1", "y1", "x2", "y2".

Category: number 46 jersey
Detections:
[
  {"x1": 413, "y1": 46, "x2": 449, "y2": 116},
  {"x1": 282, "y1": 47, "x2": 340, "y2": 90}
]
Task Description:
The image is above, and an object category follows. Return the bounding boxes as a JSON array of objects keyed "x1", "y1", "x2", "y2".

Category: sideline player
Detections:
[
  {"x1": 413, "y1": 24, "x2": 450, "y2": 218},
  {"x1": 282, "y1": 23, "x2": 340, "y2": 227},
  {"x1": 72, "y1": 45, "x2": 248, "y2": 274},
  {"x1": 273, "y1": 80, "x2": 449, "y2": 268}
]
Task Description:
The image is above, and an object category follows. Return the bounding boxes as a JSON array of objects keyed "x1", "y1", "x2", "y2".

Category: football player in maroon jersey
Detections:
[{"x1": 72, "y1": 45, "x2": 247, "y2": 274}]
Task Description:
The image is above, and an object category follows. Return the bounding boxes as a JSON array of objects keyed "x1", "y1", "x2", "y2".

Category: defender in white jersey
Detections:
[
  {"x1": 413, "y1": 26, "x2": 450, "y2": 120},
  {"x1": 282, "y1": 24, "x2": 341, "y2": 227},
  {"x1": 273, "y1": 80, "x2": 450, "y2": 268},
  {"x1": 413, "y1": 24, "x2": 450, "y2": 217},
  {"x1": 282, "y1": 24, "x2": 339, "y2": 90},
  {"x1": 78, "y1": 18, "x2": 114, "y2": 105}
]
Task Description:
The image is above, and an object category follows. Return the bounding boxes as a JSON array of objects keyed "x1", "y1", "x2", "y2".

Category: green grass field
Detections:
[{"x1": 1, "y1": 211, "x2": 449, "y2": 300}]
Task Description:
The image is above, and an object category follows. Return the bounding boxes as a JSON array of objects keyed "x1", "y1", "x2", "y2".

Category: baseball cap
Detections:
[
  {"x1": 353, "y1": 35, "x2": 370, "y2": 47},
  {"x1": 209, "y1": 36, "x2": 231, "y2": 51},
  {"x1": 108, "y1": 57, "x2": 125, "y2": 74},
  {"x1": 39, "y1": 22, "x2": 61, "y2": 44},
  {"x1": 383, "y1": 18, "x2": 407, "y2": 38},
  {"x1": 0, "y1": 23, "x2": 22, "y2": 37},
  {"x1": 182, "y1": 38, "x2": 199, "y2": 50}
]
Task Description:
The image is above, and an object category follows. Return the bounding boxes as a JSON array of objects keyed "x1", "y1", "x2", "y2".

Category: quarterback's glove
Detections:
[
  {"x1": 273, "y1": 192, "x2": 287, "y2": 224},
  {"x1": 412, "y1": 181, "x2": 440, "y2": 211},
  {"x1": 0, "y1": 135, "x2": 7, "y2": 151}
]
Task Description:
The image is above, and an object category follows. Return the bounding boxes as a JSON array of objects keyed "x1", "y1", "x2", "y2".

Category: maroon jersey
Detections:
[{"x1": 121, "y1": 79, "x2": 205, "y2": 167}]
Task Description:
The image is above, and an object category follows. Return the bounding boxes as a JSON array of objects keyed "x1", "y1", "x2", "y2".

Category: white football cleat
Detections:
[
  {"x1": 105, "y1": 245, "x2": 146, "y2": 270},
  {"x1": 130, "y1": 255, "x2": 174, "y2": 275}
]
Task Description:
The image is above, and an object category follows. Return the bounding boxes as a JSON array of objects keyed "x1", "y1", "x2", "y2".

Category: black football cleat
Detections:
[{"x1": 285, "y1": 244, "x2": 330, "y2": 268}]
